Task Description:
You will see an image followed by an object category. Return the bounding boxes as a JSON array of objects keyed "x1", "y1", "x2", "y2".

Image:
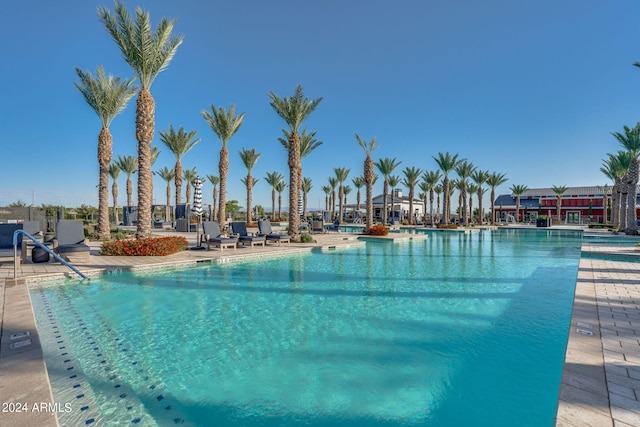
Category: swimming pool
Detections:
[{"x1": 30, "y1": 229, "x2": 582, "y2": 426}]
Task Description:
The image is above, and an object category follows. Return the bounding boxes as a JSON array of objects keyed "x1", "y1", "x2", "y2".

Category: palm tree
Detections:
[
  {"x1": 510, "y1": 184, "x2": 529, "y2": 222},
  {"x1": 551, "y1": 185, "x2": 568, "y2": 224},
  {"x1": 334, "y1": 167, "x2": 351, "y2": 224},
  {"x1": 301, "y1": 177, "x2": 313, "y2": 219},
  {"x1": 158, "y1": 125, "x2": 200, "y2": 207},
  {"x1": 109, "y1": 162, "x2": 121, "y2": 225},
  {"x1": 99, "y1": 2, "x2": 183, "y2": 238},
  {"x1": 239, "y1": 147, "x2": 261, "y2": 223},
  {"x1": 421, "y1": 170, "x2": 441, "y2": 227},
  {"x1": 264, "y1": 171, "x2": 284, "y2": 220},
  {"x1": 202, "y1": 104, "x2": 245, "y2": 228},
  {"x1": 352, "y1": 176, "x2": 365, "y2": 211},
  {"x1": 279, "y1": 127, "x2": 323, "y2": 190},
  {"x1": 601, "y1": 151, "x2": 631, "y2": 229},
  {"x1": 375, "y1": 157, "x2": 402, "y2": 225},
  {"x1": 467, "y1": 183, "x2": 478, "y2": 224},
  {"x1": 115, "y1": 155, "x2": 137, "y2": 208},
  {"x1": 433, "y1": 152, "x2": 461, "y2": 225},
  {"x1": 206, "y1": 175, "x2": 220, "y2": 220},
  {"x1": 487, "y1": 172, "x2": 508, "y2": 224},
  {"x1": 183, "y1": 167, "x2": 198, "y2": 204},
  {"x1": 402, "y1": 166, "x2": 422, "y2": 225},
  {"x1": 74, "y1": 66, "x2": 137, "y2": 240},
  {"x1": 600, "y1": 183, "x2": 611, "y2": 224},
  {"x1": 418, "y1": 182, "x2": 429, "y2": 224},
  {"x1": 268, "y1": 85, "x2": 323, "y2": 241},
  {"x1": 611, "y1": 124, "x2": 640, "y2": 234},
  {"x1": 388, "y1": 175, "x2": 401, "y2": 223},
  {"x1": 434, "y1": 184, "x2": 443, "y2": 223},
  {"x1": 355, "y1": 134, "x2": 378, "y2": 230},
  {"x1": 454, "y1": 160, "x2": 475, "y2": 225},
  {"x1": 471, "y1": 169, "x2": 490, "y2": 224},
  {"x1": 328, "y1": 176, "x2": 338, "y2": 221},
  {"x1": 343, "y1": 185, "x2": 352, "y2": 206},
  {"x1": 321, "y1": 185, "x2": 332, "y2": 212},
  {"x1": 154, "y1": 166, "x2": 175, "y2": 222},
  {"x1": 275, "y1": 180, "x2": 287, "y2": 220}
]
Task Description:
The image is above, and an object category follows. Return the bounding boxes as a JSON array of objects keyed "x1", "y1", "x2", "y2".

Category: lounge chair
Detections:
[
  {"x1": 257, "y1": 220, "x2": 291, "y2": 245},
  {"x1": 21, "y1": 221, "x2": 44, "y2": 262},
  {"x1": 230, "y1": 221, "x2": 266, "y2": 248},
  {"x1": 54, "y1": 220, "x2": 90, "y2": 263},
  {"x1": 0, "y1": 223, "x2": 23, "y2": 261},
  {"x1": 201, "y1": 221, "x2": 238, "y2": 251},
  {"x1": 311, "y1": 220, "x2": 326, "y2": 234}
]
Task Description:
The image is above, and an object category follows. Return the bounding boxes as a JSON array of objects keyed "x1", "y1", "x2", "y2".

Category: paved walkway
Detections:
[{"x1": 1, "y1": 227, "x2": 639, "y2": 426}]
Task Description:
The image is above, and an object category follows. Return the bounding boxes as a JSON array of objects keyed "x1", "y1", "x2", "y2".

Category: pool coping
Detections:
[{"x1": 2, "y1": 227, "x2": 638, "y2": 425}]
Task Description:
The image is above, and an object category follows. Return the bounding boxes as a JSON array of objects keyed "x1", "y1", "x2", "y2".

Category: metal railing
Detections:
[{"x1": 12, "y1": 229, "x2": 88, "y2": 280}]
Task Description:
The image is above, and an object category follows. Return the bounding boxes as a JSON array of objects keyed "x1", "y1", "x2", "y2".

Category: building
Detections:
[
  {"x1": 492, "y1": 186, "x2": 640, "y2": 224},
  {"x1": 344, "y1": 189, "x2": 424, "y2": 223}
]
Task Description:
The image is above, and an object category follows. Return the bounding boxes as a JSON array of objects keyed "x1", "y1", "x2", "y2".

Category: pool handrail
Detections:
[{"x1": 12, "y1": 229, "x2": 88, "y2": 280}]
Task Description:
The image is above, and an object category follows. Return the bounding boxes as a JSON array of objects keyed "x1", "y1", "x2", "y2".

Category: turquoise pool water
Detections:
[{"x1": 31, "y1": 229, "x2": 582, "y2": 426}]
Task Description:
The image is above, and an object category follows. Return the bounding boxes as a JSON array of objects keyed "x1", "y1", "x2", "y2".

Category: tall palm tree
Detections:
[
  {"x1": 206, "y1": 175, "x2": 220, "y2": 220},
  {"x1": 154, "y1": 166, "x2": 175, "y2": 222},
  {"x1": 275, "y1": 180, "x2": 287, "y2": 220},
  {"x1": 321, "y1": 185, "x2": 332, "y2": 212},
  {"x1": 268, "y1": 85, "x2": 323, "y2": 241},
  {"x1": 352, "y1": 176, "x2": 365, "y2": 211},
  {"x1": 301, "y1": 177, "x2": 313, "y2": 219},
  {"x1": 158, "y1": 125, "x2": 200, "y2": 207},
  {"x1": 551, "y1": 185, "x2": 568, "y2": 224},
  {"x1": 328, "y1": 176, "x2": 338, "y2": 221},
  {"x1": 510, "y1": 184, "x2": 529, "y2": 222},
  {"x1": 454, "y1": 160, "x2": 475, "y2": 226},
  {"x1": 109, "y1": 162, "x2": 121, "y2": 225},
  {"x1": 487, "y1": 172, "x2": 508, "y2": 225},
  {"x1": 421, "y1": 170, "x2": 441, "y2": 227},
  {"x1": 375, "y1": 157, "x2": 402, "y2": 225},
  {"x1": 334, "y1": 167, "x2": 350, "y2": 224},
  {"x1": 418, "y1": 182, "x2": 429, "y2": 224},
  {"x1": 355, "y1": 134, "x2": 378, "y2": 230},
  {"x1": 388, "y1": 175, "x2": 401, "y2": 223},
  {"x1": 433, "y1": 152, "x2": 461, "y2": 225},
  {"x1": 434, "y1": 184, "x2": 443, "y2": 224},
  {"x1": 343, "y1": 185, "x2": 352, "y2": 206},
  {"x1": 599, "y1": 183, "x2": 611, "y2": 224},
  {"x1": 402, "y1": 166, "x2": 422, "y2": 224},
  {"x1": 99, "y1": 1, "x2": 183, "y2": 238},
  {"x1": 611, "y1": 124, "x2": 640, "y2": 234},
  {"x1": 202, "y1": 104, "x2": 245, "y2": 228},
  {"x1": 264, "y1": 171, "x2": 284, "y2": 220},
  {"x1": 74, "y1": 66, "x2": 137, "y2": 240},
  {"x1": 471, "y1": 169, "x2": 489, "y2": 224},
  {"x1": 183, "y1": 167, "x2": 198, "y2": 204},
  {"x1": 239, "y1": 147, "x2": 261, "y2": 223},
  {"x1": 116, "y1": 155, "x2": 137, "y2": 208},
  {"x1": 601, "y1": 151, "x2": 631, "y2": 229}
]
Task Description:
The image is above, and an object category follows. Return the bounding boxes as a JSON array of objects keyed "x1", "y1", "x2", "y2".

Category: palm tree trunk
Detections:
[
  {"x1": 175, "y1": 161, "x2": 183, "y2": 206},
  {"x1": 477, "y1": 189, "x2": 483, "y2": 225},
  {"x1": 98, "y1": 127, "x2": 111, "y2": 240},
  {"x1": 271, "y1": 189, "x2": 276, "y2": 220},
  {"x1": 288, "y1": 133, "x2": 301, "y2": 241},
  {"x1": 515, "y1": 197, "x2": 521, "y2": 222},
  {"x1": 278, "y1": 193, "x2": 283, "y2": 219},
  {"x1": 364, "y1": 156, "x2": 374, "y2": 229},
  {"x1": 112, "y1": 182, "x2": 119, "y2": 225},
  {"x1": 218, "y1": 145, "x2": 229, "y2": 228},
  {"x1": 460, "y1": 184, "x2": 468, "y2": 225},
  {"x1": 382, "y1": 180, "x2": 389, "y2": 225},
  {"x1": 626, "y1": 159, "x2": 639, "y2": 234},
  {"x1": 603, "y1": 191, "x2": 609, "y2": 224},
  {"x1": 212, "y1": 186, "x2": 218, "y2": 221},
  {"x1": 246, "y1": 173, "x2": 253, "y2": 224},
  {"x1": 135, "y1": 87, "x2": 154, "y2": 238},
  {"x1": 442, "y1": 177, "x2": 450, "y2": 224},
  {"x1": 165, "y1": 182, "x2": 171, "y2": 222},
  {"x1": 126, "y1": 177, "x2": 132, "y2": 208},
  {"x1": 390, "y1": 190, "x2": 395, "y2": 223},
  {"x1": 338, "y1": 185, "x2": 344, "y2": 224},
  {"x1": 408, "y1": 187, "x2": 415, "y2": 225},
  {"x1": 429, "y1": 190, "x2": 435, "y2": 227},
  {"x1": 303, "y1": 192, "x2": 308, "y2": 219},
  {"x1": 356, "y1": 189, "x2": 361, "y2": 211},
  {"x1": 490, "y1": 188, "x2": 496, "y2": 225},
  {"x1": 556, "y1": 197, "x2": 562, "y2": 223}
]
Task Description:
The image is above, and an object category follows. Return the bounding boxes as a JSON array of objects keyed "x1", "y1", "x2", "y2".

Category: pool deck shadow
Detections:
[{"x1": 1, "y1": 226, "x2": 639, "y2": 425}]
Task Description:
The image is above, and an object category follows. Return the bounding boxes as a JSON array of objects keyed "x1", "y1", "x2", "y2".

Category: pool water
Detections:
[{"x1": 31, "y1": 229, "x2": 582, "y2": 426}]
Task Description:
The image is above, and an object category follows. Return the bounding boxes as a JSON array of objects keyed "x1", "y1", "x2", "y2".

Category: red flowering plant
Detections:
[
  {"x1": 101, "y1": 236, "x2": 188, "y2": 256},
  {"x1": 367, "y1": 224, "x2": 389, "y2": 236}
]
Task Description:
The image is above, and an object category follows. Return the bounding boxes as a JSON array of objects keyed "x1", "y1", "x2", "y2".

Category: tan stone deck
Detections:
[{"x1": 1, "y1": 227, "x2": 639, "y2": 426}]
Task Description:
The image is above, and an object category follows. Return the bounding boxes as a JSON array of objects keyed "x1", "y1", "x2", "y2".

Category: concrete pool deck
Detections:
[{"x1": 0, "y1": 226, "x2": 638, "y2": 426}]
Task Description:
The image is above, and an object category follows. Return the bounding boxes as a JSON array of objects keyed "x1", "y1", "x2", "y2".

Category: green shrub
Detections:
[
  {"x1": 437, "y1": 223, "x2": 458, "y2": 229},
  {"x1": 101, "y1": 236, "x2": 188, "y2": 256},
  {"x1": 300, "y1": 233, "x2": 313, "y2": 243}
]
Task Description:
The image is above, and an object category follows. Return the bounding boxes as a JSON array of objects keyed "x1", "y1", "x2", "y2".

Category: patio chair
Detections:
[
  {"x1": 230, "y1": 221, "x2": 266, "y2": 248},
  {"x1": 54, "y1": 220, "x2": 90, "y2": 263},
  {"x1": 201, "y1": 221, "x2": 238, "y2": 251},
  {"x1": 311, "y1": 220, "x2": 326, "y2": 234},
  {"x1": 257, "y1": 220, "x2": 291, "y2": 245},
  {"x1": 0, "y1": 223, "x2": 23, "y2": 261}
]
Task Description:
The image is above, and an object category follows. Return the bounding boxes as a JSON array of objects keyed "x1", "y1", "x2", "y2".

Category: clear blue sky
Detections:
[{"x1": 2, "y1": 0, "x2": 640, "y2": 211}]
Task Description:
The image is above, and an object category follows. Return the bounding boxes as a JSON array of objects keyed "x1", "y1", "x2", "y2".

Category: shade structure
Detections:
[{"x1": 191, "y1": 177, "x2": 205, "y2": 250}]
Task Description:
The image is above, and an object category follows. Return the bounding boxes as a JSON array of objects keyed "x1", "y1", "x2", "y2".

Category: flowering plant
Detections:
[
  {"x1": 367, "y1": 224, "x2": 389, "y2": 236},
  {"x1": 101, "y1": 236, "x2": 188, "y2": 256}
]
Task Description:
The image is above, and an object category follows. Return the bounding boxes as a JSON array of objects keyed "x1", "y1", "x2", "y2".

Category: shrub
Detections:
[
  {"x1": 300, "y1": 232, "x2": 314, "y2": 243},
  {"x1": 367, "y1": 224, "x2": 389, "y2": 236},
  {"x1": 437, "y1": 224, "x2": 458, "y2": 229},
  {"x1": 101, "y1": 236, "x2": 188, "y2": 256}
]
